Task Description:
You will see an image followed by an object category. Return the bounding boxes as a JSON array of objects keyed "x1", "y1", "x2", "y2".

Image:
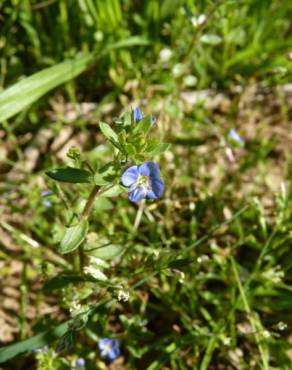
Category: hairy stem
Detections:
[{"x1": 81, "y1": 185, "x2": 100, "y2": 219}]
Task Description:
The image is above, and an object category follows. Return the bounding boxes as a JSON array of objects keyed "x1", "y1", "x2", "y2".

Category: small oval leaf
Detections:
[
  {"x1": 134, "y1": 116, "x2": 153, "y2": 135},
  {"x1": 99, "y1": 122, "x2": 118, "y2": 142},
  {"x1": 59, "y1": 220, "x2": 88, "y2": 254},
  {"x1": 148, "y1": 142, "x2": 170, "y2": 155},
  {"x1": 86, "y1": 244, "x2": 123, "y2": 260},
  {"x1": 100, "y1": 184, "x2": 125, "y2": 198},
  {"x1": 46, "y1": 167, "x2": 92, "y2": 183}
]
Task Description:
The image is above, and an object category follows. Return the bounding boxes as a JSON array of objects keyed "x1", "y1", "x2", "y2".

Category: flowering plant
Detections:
[{"x1": 40, "y1": 107, "x2": 169, "y2": 361}]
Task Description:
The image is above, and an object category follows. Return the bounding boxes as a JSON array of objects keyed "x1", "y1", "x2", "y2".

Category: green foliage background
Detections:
[{"x1": 1, "y1": 0, "x2": 292, "y2": 369}]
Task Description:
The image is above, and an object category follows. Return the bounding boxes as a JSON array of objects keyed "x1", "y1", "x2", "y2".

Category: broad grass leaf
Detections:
[
  {"x1": 0, "y1": 321, "x2": 70, "y2": 363},
  {"x1": 46, "y1": 167, "x2": 93, "y2": 183},
  {"x1": 59, "y1": 220, "x2": 88, "y2": 254},
  {"x1": 0, "y1": 54, "x2": 93, "y2": 122},
  {"x1": 43, "y1": 273, "x2": 86, "y2": 292},
  {"x1": 104, "y1": 36, "x2": 149, "y2": 52}
]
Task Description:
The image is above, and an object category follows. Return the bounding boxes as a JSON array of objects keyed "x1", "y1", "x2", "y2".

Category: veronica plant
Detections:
[
  {"x1": 43, "y1": 107, "x2": 169, "y2": 356},
  {"x1": 46, "y1": 108, "x2": 169, "y2": 255}
]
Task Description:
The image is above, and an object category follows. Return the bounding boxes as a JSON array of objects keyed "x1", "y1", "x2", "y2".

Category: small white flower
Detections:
[
  {"x1": 197, "y1": 255, "x2": 210, "y2": 264},
  {"x1": 223, "y1": 337, "x2": 231, "y2": 346},
  {"x1": 118, "y1": 290, "x2": 130, "y2": 302},
  {"x1": 262, "y1": 330, "x2": 271, "y2": 338},
  {"x1": 159, "y1": 48, "x2": 172, "y2": 62},
  {"x1": 277, "y1": 321, "x2": 287, "y2": 331},
  {"x1": 191, "y1": 14, "x2": 206, "y2": 27},
  {"x1": 89, "y1": 256, "x2": 108, "y2": 267},
  {"x1": 84, "y1": 266, "x2": 107, "y2": 281}
]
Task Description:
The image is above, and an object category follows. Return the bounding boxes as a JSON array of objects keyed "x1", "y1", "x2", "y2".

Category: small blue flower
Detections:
[
  {"x1": 98, "y1": 338, "x2": 120, "y2": 361},
  {"x1": 43, "y1": 200, "x2": 52, "y2": 208},
  {"x1": 121, "y1": 161, "x2": 164, "y2": 202},
  {"x1": 133, "y1": 107, "x2": 156, "y2": 125},
  {"x1": 75, "y1": 358, "x2": 85, "y2": 367},
  {"x1": 228, "y1": 129, "x2": 244, "y2": 144},
  {"x1": 41, "y1": 190, "x2": 53, "y2": 198},
  {"x1": 32, "y1": 345, "x2": 49, "y2": 353},
  {"x1": 133, "y1": 107, "x2": 143, "y2": 122}
]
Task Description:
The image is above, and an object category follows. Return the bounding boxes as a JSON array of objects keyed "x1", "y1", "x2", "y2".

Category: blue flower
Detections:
[
  {"x1": 133, "y1": 107, "x2": 143, "y2": 122},
  {"x1": 41, "y1": 190, "x2": 53, "y2": 197},
  {"x1": 121, "y1": 161, "x2": 164, "y2": 202},
  {"x1": 75, "y1": 358, "x2": 85, "y2": 367},
  {"x1": 228, "y1": 129, "x2": 244, "y2": 144},
  {"x1": 32, "y1": 345, "x2": 49, "y2": 353},
  {"x1": 43, "y1": 200, "x2": 52, "y2": 208},
  {"x1": 98, "y1": 338, "x2": 120, "y2": 361},
  {"x1": 133, "y1": 107, "x2": 156, "y2": 125}
]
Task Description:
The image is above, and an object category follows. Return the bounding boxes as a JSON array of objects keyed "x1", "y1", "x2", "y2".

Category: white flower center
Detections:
[{"x1": 136, "y1": 175, "x2": 151, "y2": 190}]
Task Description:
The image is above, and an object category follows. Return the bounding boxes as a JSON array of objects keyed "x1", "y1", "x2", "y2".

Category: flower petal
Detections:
[
  {"x1": 138, "y1": 162, "x2": 151, "y2": 176},
  {"x1": 121, "y1": 166, "x2": 139, "y2": 186},
  {"x1": 108, "y1": 346, "x2": 120, "y2": 360},
  {"x1": 133, "y1": 107, "x2": 143, "y2": 122},
  {"x1": 147, "y1": 161, "x2": 161, "y2": 179},
  {"x1": 151, "y1": 115, "x2": 157, "y2": 125},
  {"x1": 128, "y1": 186, "x2": 147, "y2": 202},
  {"x1": 147, "y1": 179, "x2": 164, "y2": 199},
  {"x1": 98, "y1": 338, "x2": 112, "y2": 350}
]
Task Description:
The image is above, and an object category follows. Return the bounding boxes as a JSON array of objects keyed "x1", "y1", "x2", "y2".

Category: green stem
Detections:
[
  {"x1": 231, "y1": 257, "x2": 269, "y2": 370},
  {"x1": 81, "y1": 185, "x2": 100, "y2": 219}
]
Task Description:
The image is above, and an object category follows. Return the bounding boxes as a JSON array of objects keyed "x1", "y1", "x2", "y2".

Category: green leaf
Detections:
[
  {"x1": 59, "y1": 220, "x2": 88, "y2": 254},
  {"x1": 122, "y1": 111, "x2": 132, "y2": 127},
  {"x1": 43, "y1": 273, "x2": 86, "y2": 292},
  {"x1": 148, "y1": 142, "x2": 170, "y2": 155},
  {"x1": 0, "y1": 54, "x2": 93, "y2": 122},
  {"x1": 93, "y1": 198, "x2": 113, "y2": 214},
  {"x1": 200, "y1": 34, "x2": 222, "y2": 45},
  {"x1": 100, "y1": 184, "x2": 125, "y2": 197},
  {"x1": 99, "y1": 122, "x2": 118, "y2": 142},
  {"x1": 86, "y1": 243, "x2": 123, "y2": 260},
  {"x1": 134, "y1": 116, "x2": 153, "y2": 135},
  {"x1": 46, "y1": 167, "x2": 92, "y2": 183},
  {"x1": 104, "y1": 36, "x2": 149, "y2": 52},
  {"x1": 93, "y1": 173, "x2": 110, "y2": 186},
  {"x1": 124, "y1": 143, "x2": 136, "y2": 155},
  {"x1": 0, "y1": 321, "x2": 70, "y2": 363}
]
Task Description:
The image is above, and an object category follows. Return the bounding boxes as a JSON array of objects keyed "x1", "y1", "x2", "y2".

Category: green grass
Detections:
[{"x1": 1, "y1": 0, "x2": 292, "y2": 369}]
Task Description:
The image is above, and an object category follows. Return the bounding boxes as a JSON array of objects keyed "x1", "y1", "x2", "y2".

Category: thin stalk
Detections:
[
  {"x1": 81, "y1": 185, "x2": 100, "y2": 219},
  {"x1": 231, "y1": 257, "x2": 269, "y2": 370}
]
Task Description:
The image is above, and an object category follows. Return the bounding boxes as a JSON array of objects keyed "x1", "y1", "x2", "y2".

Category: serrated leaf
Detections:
[
  {"x1": 46, "y1": 167, "x2": 92, "y2": 183},
  {"x1": 0, "y1": 54, "x2": 93, "y2": 122},
  {"x1": 59, "y1": 220, "x2": 88, "y2": 254}
]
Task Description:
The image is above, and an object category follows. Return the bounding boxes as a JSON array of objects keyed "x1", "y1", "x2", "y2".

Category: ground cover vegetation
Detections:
[{"x1": 1, "y1": 0, "x2": 292, "y2": 369}]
